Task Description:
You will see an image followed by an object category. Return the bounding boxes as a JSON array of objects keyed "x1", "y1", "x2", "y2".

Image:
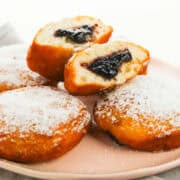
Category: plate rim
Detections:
[{"x1": 0, "y1": 158, "x2": 179, "y2": 179}]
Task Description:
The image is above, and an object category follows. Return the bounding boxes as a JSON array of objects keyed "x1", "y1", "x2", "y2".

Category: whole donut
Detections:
[
  {"x1": 0, "y1": 86, "x2": 90, "y2": 162},
  {"x1": 94, "y1": 75, "x2": 180, "y2": 151},
  {"x1": 0, "y1": 58, "x2": 48, "y2": 92}
]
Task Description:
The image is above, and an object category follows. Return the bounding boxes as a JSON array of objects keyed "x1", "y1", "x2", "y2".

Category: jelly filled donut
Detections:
[
  {"x1": 27, "y1": 16, "x2": 113, "y2": 80},
  {"x1": 64, "y1": 41, "x2": 150, "y2": 95},
  {"x1": 94, "y1": 75, "x2": 180, "y2": 151},
  {"x1": 0, "y1": 57, "x2": 48, "y2": 92},
  {"x1": 0, "y1": 86, "x2": 90, "y2": 162}
]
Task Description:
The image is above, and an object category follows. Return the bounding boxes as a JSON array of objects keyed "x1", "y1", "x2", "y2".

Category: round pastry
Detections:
[
  {"x1": 58, "y1": 81, "x2": 100, "y2": 116},
  {"x1": 0, "y1": 86, "x2": 90, "y2": 162},
  {"x1": 64, "y1": 41, "x2": 150, "y2": 95},
  {"x1": 94, "y1": 75, "x2": 180, "y2": 151},
  {"x1": 0, "y1": 57, "x2": 48, "y2": 92},
  {"x1": 27, "y1": 16, "x2": 113, "y2": 80}
]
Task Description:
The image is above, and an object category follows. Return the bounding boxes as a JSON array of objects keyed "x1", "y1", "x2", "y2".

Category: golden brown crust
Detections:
[
  {"x1": 0, "y1": 86, "x2": 90, "y2": 162},
  {"x1": 94, "y1": 76, "x2": 180, "y2": 151},
  {"x1": 0, "y1": 58, "x2": 49, "y2": 92},
  {"x1": 27, "y1": 41, "x2": 73, "y2": 81},
  {"x1": 26, "y1": 16, "x2": 113, "y2": 81},
  {"x1": 94, "y1": 26, "x2": 113, "y2": 43},
  {"x1": 64, "y1": 42, "x2": 150, "y2": 95},
  {"x1": 0, "y1": 79, "x2": 53, "y2": 93},
  {"x1": 0, "y1": 83, "x2": 19, "y2": 92},
  {"x1": 0, "y1": 111, "x2": 90, "y2": 163},
  {"x1": 94, "y1": 110, "x2": 180, "y2": 151},
  {"x1": 138, "y1": 59, "x2": 150, "y2": 75},
  {"x1": 64, "y1": 55, "x2": 106, "y2": 95}
]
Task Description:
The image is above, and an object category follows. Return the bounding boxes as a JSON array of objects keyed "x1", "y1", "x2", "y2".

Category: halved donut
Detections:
[
  {"x1": 27, "y1": 16, "x2": 113, "y2": 80},
  {"x1": 0, "y1": 86, "x2": 90, "y2": 162},
  {"x1": 64, "y1": 41, "x2": 150, "y2": 95}
]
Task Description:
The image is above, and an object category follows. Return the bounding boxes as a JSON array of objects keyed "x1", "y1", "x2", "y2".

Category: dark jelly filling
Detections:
[
  {"x1": 54, "y1": 25, "x2": 94, "y2": 43},
  {"x1": 87, "y1": 49, "x2": 132, "y2": 79}
]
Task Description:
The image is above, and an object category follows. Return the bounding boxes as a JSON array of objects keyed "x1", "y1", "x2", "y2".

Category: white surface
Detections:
[{"x1": 0, "y1": 0, "x2": 180, "y2": 67}]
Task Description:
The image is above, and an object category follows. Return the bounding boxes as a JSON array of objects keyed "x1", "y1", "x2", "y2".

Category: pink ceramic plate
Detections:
[{"x1": 0, "y1": 44, "x2": 179, "y2": 180}]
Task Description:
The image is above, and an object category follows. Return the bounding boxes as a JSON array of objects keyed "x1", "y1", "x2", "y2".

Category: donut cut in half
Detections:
[
  {"x1": 64, "y1": 41, "x2": 150, "y2": 95},
  {"x1": 27, "y1": 16, "x2": 113, "y2": 80}
]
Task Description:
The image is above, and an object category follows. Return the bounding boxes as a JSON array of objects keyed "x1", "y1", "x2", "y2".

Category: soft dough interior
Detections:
[
  {"x1": 73, "y1": 41, "x2": 149, "y2": 86},
  {"x1": 36, "y1": 17, "x2": 109, "y2": 50}
]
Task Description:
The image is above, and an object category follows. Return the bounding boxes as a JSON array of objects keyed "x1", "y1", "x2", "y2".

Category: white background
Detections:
[{"x1": 0, "y1": 0, "x2": 180, "y2": 67}]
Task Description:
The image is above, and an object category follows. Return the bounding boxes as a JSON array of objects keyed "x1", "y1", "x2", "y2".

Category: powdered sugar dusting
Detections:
[
  {"x1": 95, "y1": 75, "x2": 180, "y2": 136},
  {"x1": 0, "y1": 58, "x2": 48, "y2": 88},
  {"x1": 57, "y1": 81, "x2": 100, "y2": 120},
  {"x1": 0, "y1": 86, "x2": 90, "y2": 136}
]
